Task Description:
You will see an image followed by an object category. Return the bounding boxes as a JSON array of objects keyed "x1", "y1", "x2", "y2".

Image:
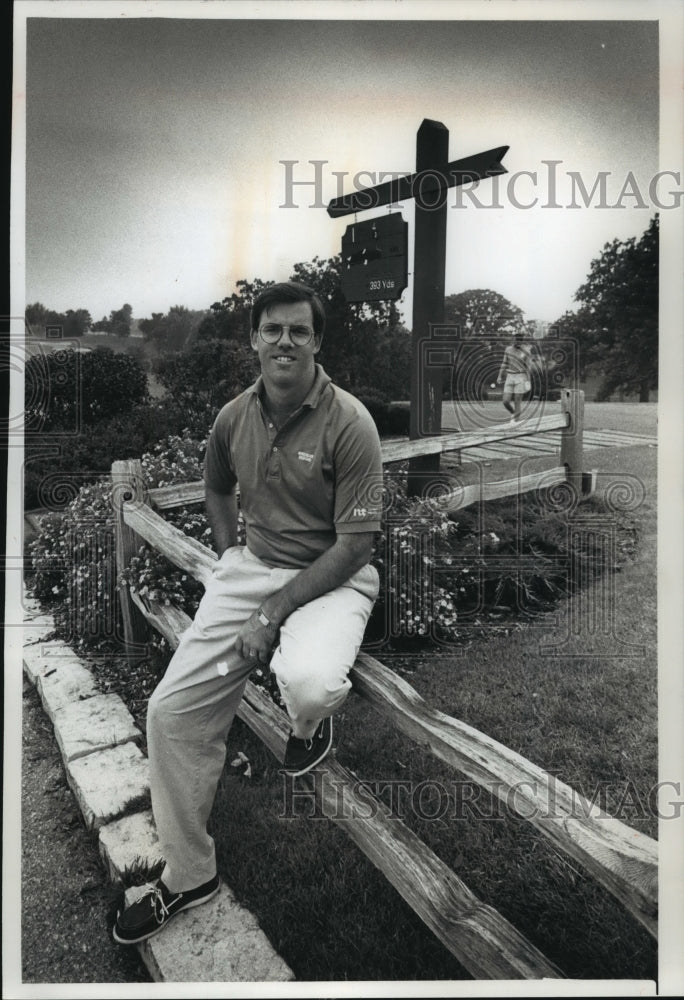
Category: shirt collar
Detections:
[{"x1": 249, "y1": 364, "x2": 331, "y2": 409}]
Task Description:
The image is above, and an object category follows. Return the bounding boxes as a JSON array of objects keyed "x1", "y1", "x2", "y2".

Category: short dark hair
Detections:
[{"x1": 251, "y1": 281, "x2": 326, "y2": 339}]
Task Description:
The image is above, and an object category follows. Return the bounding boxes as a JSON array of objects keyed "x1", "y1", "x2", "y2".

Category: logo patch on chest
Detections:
[{"x1": 297, "y1": 450, "x2": 315, "y2": 463}]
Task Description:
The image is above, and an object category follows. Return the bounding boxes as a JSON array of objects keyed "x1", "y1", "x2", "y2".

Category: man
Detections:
[
  {"x1": 114, "y1": 281, "x2": 382, "y2": 944},
  {"x1": 496, "y1": 330, "x2": 533, "y2": 424}
]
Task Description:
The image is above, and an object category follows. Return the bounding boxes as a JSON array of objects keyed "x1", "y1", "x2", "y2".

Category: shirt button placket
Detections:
[{"x1": 269, "y1": 437, "x2": 281, "y2": 478}]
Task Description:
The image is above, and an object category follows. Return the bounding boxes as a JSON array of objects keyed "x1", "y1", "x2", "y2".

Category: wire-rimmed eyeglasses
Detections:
[{"x1": 258, "y1": 323, "x2": 315, "y2": 347}]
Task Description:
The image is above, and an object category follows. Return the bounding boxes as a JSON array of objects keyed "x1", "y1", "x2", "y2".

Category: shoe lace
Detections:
[
  {"x1": 139, "y1": 882, "x2": 175, "y2": 925},
  {"x1": 310, "y1": 720, "x2": 328, "y2": 747}
]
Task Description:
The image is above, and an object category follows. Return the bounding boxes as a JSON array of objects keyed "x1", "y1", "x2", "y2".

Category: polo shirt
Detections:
[{"x1": 203, "y1": 364, "x2": 383, "y2": 569}]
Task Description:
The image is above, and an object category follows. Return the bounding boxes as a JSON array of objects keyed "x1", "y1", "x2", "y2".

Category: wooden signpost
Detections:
[{"x1": 328, "y1": 119, "x2": 509, "y2": 495}]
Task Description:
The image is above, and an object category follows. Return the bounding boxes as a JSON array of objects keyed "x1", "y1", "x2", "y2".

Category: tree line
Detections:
[
  {"x1": 26, "y1": 214, "x2": 658, "y2": 404},
  {"x1": 26, "y1": 302, "x2": 134, "y2": 339}
]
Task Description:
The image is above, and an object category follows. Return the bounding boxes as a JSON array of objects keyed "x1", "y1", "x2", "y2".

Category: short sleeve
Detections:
[
  {"x1": 203, "y1": 405, "x2": 238, "y2": 494},
  {"x1": 333, "y1": 406, "x2": 383, "y2": 534}
]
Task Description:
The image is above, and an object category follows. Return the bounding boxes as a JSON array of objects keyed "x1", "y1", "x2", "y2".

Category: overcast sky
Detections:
[{"x1": 17, "y1": 2, "x2": 673, "y2": 328}]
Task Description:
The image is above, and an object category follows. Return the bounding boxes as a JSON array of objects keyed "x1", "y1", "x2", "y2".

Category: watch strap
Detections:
[{"x1": 257, "y1": 608, "x2": 275, "y2": 629}]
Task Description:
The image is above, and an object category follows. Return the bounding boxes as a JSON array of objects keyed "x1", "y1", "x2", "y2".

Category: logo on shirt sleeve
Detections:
[{"x1": 352, "y1": 506, "x2": 380, "y2": 518}]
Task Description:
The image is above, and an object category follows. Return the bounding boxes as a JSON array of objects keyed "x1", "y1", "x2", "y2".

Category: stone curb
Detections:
[
  {"x1": 66, "y1": 742, "x2": 151, "y2": 831},
  {"x1": 22, "y1": 594, "x2": 295, "y2": 984},
  {"x1": 52, "y1": 693, "x2": 142, "y2": 763}
]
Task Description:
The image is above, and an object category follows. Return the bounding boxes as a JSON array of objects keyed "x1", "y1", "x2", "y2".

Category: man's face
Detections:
[{"x1": 250, "y1": 301, "x2": 321, "y2": 390}]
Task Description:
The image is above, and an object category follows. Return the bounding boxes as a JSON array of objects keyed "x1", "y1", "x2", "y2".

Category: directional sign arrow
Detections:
[{"x1": 327, "y1": 145, "x2": 509, "y2": 218}]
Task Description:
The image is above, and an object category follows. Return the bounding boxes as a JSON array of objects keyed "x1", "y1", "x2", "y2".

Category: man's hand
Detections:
[{"x1": 234, "y1": 610, "x2": 279, "y2": 666}]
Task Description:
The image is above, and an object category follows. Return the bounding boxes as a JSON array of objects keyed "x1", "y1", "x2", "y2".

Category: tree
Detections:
[
  {"x1": 573, "y1": 216, "x2": 658, "y2": 401},
  {"x1": 109, "y1": 303, "x2": 133, "y2": 338},
  {"x1": 545, "y1": 309, "x2": 596, "y2": 384},
  {"x1": 62, "y1": 308, "x2": 92, "y2": 338},
  {"x1": 195, "y1": 279, "x2": 273, "y2": 342},
  {"x1": 444, "y1": 289, "x2": 529, "y2": 338},
  {"x1": 194, "y1": 257, "x2": 408, "y2": 400},
  {"x1": 441, "y1": 289, "x2": 532, "y2": 400},
  {"x1": 25, "y1": 302, "x2": 50, "y2": 334},
  {"x1": 25, "y1": 303, "x2": 91, "y2": 337},
  {"x1": 138, "y1": 312, "x2": 165, "y2": 339},
  {"x1": 153, "y1": 339, "x2": 259, "y2": 412},
  {"x1": 140, "y1": 306, "x2": 207, "y2": 351}
]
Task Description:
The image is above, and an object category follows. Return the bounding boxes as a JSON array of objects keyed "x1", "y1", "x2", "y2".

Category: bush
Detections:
[
  {"x1": 28, "y1": 430, "x2": 211, "y2": 655},
  {"x1": 152, "y1": 339, "x2": 259, "y2": 413},
  {"x1": 352, "y1": 387, "x2": 411, "y2": 436},
  {"x1": 24, "y1": 400, "x2": 218, "y2": 511},
  {"x1": 29, "y1": 478, "x2": 121, "y2": 651},
  {"x1": 365, "y1": 478, "x2": 639, "y2": 648},
  {"x1": 25, "y1": 347, "x2": 148, "y2": 432}
]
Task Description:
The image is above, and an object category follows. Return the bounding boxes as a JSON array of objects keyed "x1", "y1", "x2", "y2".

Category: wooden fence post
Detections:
[
  {"x1": 112, "y1": 458, "x2": 149, "y2": 662},
  {"x1": 560, "y1": 388, "x2": 585, "y2": 496}
]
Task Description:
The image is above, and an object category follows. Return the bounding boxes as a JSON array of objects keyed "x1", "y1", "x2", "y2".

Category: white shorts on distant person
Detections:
[{"x1": 504, "y1": 374, "x2": 531, "y2": 394}]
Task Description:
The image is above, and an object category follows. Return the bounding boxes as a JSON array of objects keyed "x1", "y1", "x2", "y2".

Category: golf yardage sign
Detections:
[{"x1": 340, "y1": 213, "x2": 408, "y2": 303}]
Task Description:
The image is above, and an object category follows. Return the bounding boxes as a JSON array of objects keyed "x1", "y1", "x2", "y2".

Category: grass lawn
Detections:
[
  {"x1": 440, "y1": 397, "x2": 657, "y2": 438},
  {"x1": 206, "y1": 439, "x2": 657, "y2": 982}
]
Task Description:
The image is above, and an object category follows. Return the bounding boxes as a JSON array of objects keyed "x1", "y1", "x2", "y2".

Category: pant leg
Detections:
[
  {"x1": 270, "y1": 563, "x2": 379, "y2": 739},
  {"x1": 147, "y1": 546, "x2": 298, "y2": 892}
]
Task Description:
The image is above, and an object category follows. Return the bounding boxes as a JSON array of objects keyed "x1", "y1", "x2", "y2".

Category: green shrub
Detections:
[
  {"x1": 29, "y1": 478, "x2": 120, "y2": 651},
  {"x1": 352, "y1": 387, "x2": 411, "y2": 436},
  {"x1": 28, "y1": 430, "x2": 211, "y2": 654},
  {"x1": 25, "y1": 347, "x2": 148, "y2": 432},
  {"x1": 366, "y1": 478, "x2": 639, "y2": 648},
  {"x1": 24, "y1": 400, "x2": 216, "y2": 511},
  {"x1": 152, "y1": 339, "x2": 259, "y2": 413}
]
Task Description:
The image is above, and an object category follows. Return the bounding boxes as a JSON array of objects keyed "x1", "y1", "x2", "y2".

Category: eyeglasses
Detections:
[{"x1": 258, "y1": 323, "x2": 314, "y2": 347}]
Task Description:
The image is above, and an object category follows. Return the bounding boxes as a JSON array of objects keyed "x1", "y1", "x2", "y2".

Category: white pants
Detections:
[{"x1": 147, "y1": 545, "x2": 379, "y2": 892}]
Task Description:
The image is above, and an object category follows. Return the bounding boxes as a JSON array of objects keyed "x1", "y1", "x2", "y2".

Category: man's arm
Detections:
[
  {"x1": 234, "y1": 531, "x2": 374, "y2": 663},
  {"x1": 205, "y1": 484, "x2": 239, "y2": 556},
  {"x1": 262, "y1": 531, "x2": 373, "y2": 624}
]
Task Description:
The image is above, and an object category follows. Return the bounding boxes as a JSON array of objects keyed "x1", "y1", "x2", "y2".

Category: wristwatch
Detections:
[{"x1": 257, "y1": 607, "x2": 276, "y2": 629}]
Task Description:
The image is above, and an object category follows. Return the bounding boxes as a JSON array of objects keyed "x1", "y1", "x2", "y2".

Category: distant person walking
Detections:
[{"x1": 497, "y1": 331, "x2": 533, "y2": 424}]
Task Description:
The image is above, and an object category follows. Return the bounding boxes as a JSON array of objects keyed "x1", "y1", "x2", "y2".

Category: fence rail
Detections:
[
  {"x1": 133, "y1": 593, "x2": 563, "y2": 978},
  {"x1": 111, "y1": 389, "x2": 658, "y2": 978},
  {"x1": 148, "y1": 388, "x2": 582, "y2": 511}
]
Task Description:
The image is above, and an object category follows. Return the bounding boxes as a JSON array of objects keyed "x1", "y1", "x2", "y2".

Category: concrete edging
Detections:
[{"x1": 21, "y1": 589, "x2": 294, "y2": 984}]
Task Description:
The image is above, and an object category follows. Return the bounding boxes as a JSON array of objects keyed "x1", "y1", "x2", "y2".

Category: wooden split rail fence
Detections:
[{"x1": 111, "y1": 389, "x2": 657, "y2": 979}]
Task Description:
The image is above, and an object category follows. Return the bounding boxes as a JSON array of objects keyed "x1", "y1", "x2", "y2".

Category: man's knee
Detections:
[
  {"x1": 147, "y1": 683, "x2": 192, "y2": 741},
  {"x1": 147, "y1": 684, "x2": 168, "y2": 735},
  {"x1": 274, "y1": 659, "x2": 352, "y2": 720}
]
